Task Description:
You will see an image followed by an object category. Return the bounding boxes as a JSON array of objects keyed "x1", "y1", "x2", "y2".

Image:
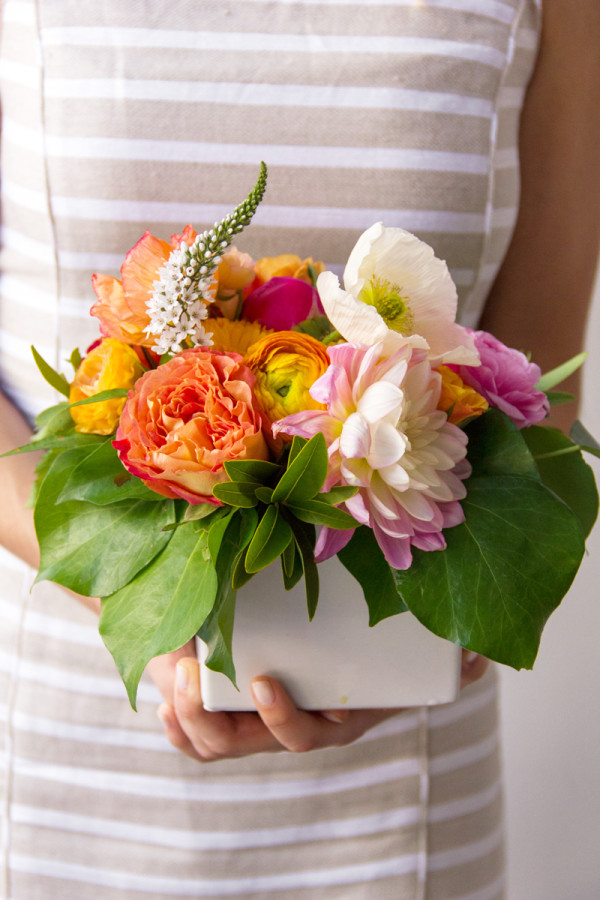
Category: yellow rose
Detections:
[
  {"x1": 70, "y1": 338, "x2": 145, "y2": 435},
  {"x1": 254, "y1": 254, "x2": 325, "y2": 286},
  {"x1": 244, "y1": 331, "x2": 330, "y2": 425},
  {"x1": 437, "y1": 365, "x2": 488, "y2": 425}
]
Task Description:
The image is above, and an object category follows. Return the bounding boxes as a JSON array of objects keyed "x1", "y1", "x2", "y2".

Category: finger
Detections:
[
  {"x1": 460, "y1": 650, "x2": 489, "y2": 688},
  {"x1": 173, "y1": 659, "x2": 280, "y2": 760},
  {"x1": 145, "y1": 640, "x2": 196, "y2": 705},
  {"x1": 157, "y1": 702, "x2": 206, "y2": 762},
  {"x1": 251, "y1": 677, "x2": 355, "y2": 752}
]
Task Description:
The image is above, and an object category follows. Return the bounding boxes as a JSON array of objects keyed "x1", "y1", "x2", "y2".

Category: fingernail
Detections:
[
  {"x1": 176, "y1": 663, "x2": 189, "y2": 693},
  {"x1": 465, "y1": 651, "x2": 479, "y2": 666},
  {"x1": 321, "y1": 710, "x2": 349, "y2": 724},
  {"x1": 157, "y1": 704, "x2": 172, "y2": 728},
  {"x1": 251, "y1": 678, "x2": 276, "y2": 707}
]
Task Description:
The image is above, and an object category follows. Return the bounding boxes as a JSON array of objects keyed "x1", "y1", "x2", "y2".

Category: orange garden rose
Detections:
[
  {"x1": 244, "y1": 332, "x2": 330, "y2": 425},
  {"x1": 437, "y1": 365, "x2": 488, "y2": 425},
  {"x1": 254, "y1": 254, "x2": 325, "y2": 285},
  {"x1": 114, "y1": 348, "x2": 269, "y2": 504},
  {"x1": 91, "y1": 226, "x2": 199, "y2": 347},
  {"x1": 69, "y1": 338, "x2": 145, "y2": 435}
]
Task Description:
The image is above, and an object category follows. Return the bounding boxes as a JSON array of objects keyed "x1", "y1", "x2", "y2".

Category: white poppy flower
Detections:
[{"x1": 317, "y1": 223, "x2": 479, "y2": 366}]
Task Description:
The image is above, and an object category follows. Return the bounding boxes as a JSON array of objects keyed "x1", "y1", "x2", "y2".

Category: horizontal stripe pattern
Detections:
[{"x1": 0, "y1": 0, "x2": 539, "y2": 896}]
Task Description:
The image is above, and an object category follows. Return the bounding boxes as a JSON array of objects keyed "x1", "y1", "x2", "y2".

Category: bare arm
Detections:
[{"x1": 480, "y1": 0, "x2": 600, "y2": 431}]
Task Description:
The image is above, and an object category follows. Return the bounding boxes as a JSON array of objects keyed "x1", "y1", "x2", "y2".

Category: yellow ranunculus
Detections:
[
  {"x1": 437, "y1": 365, "x2": 488, "y2": 425},
  {"x1": 69, "y1": 338, "x2": 145, "y2": 435},
  {"x1": 205, "y1": 318, "x2": 272, "y2": 356},
  {"x1": 244, "y1": 331, "x2": 330, "y2": 425},
  {"x1": 254, "y1": 254, "x2": 325, "y2": 285}
]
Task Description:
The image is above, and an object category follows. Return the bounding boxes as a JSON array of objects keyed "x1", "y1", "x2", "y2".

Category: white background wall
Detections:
[{"x1": 500, "y1": 265, "x2": 600, "y2": 899}]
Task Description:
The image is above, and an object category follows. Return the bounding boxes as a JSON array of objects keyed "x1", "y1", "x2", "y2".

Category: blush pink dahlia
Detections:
[
  {"x1": 275, "y1": 341, "x2": 470, "y2": 569},
  {"x1": 450, "y1": 330, "x2": 550, "y2": 429}
]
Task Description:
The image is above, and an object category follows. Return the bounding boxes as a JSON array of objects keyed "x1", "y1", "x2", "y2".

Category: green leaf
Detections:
[
  {"x1": 212, "y1": 482, "x2": 259, "y2": 508},
  {"x1": 289, "y1": 519, "x2": 319, "y2": 618},
  {"x1": 292, "y1": 314, "x2": 334, "y2": 341},
  {"x1": 57, "y1": 439, "x2": 162, "y2": 505},
  {"x1": 318, "y1": 485, "x2": 359, "y2": 505},
  {"x1": 183, "y1": 503, "x2": 224, "y2": 524},
  {"x1": 99, "y1": 526, "x2": 218, "y2": 709},
  {"x1": 223, "y1": 459, "x2": 280, "y2": 484},
  {"x1": 338, "y1": 527, "x2": 408, "y2": 625},
  {"x1": 522, "y1": 425, "x2": 598, "y2": 537},
  {"x1": 546, "y1": 391, "x2": 575, "y2": 407},
  {"x1": 254, "y1": 486, "x2": 274, "y2": 504},
  {"x1": 570, "y1": 419, "x2": 600, "y2": 458},
  {"x1": 536, "y1": 351, "x2": 587, "y2": 391},
  {"x1": 394, "y1": 475, "x2": 586, "y2": 670},
  {"x1": 34, "y1": 448, "x2": 175, "y2": 596},
  {"x1": 2, "y1": 431, "x2": 103, "y2": 457},
  {"x1": 287, "y1": 498, "x2": 357, "y2": 529},
  {"x1": 271, "y1": 433, "x2": 328, "y2": 504},
  {"x1": 465, "y1": 408, "x2": 539, "y2": 479},
  {"x1": 70, "y1": 347, "x2": 83, "y2": 372},
  {"x1": 68, "y1": 388, "x2": 129, "y2": 408},
  {"x1": 281, "y1": 539, "x2": 304, "y2": 591},
  {"x1": 31, "y1": 345, "x2": 70, "y2": 397},
  {"x1": 33, "y1": 402, "x2": 74, "y2": 439},
  {"x1": 244, "y1": 505, "x2": 293, "y2": 573},
  {"x1": 199, "y1": 509, "x2": 258, "y2": 685}
]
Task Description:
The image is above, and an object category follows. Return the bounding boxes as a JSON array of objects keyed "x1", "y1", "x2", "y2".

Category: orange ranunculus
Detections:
[
  {"x1": 254, "y1": 254, "x2": 325, "y2": 286},
  {"x1": 113, "y1": 348, "x2": 269, "y2": 504},
  {"x1": 213, "y1": 247, "x2": 256, "y2": 318},
  {"x1": 90, "y1": 226, "x2": 199, "y2": 347},
  {"x1": 437, "y1": 365, "x2": 488, "y2": 425},
  {"x1": 69, "y1": 338, "x2": 145, "y2": 435},
  {"x1": 243, "y1": 331, "x2": 330, "y2": 426}
]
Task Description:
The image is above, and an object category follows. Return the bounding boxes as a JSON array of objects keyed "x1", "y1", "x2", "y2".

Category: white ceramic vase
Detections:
[{"x1": 199, "y1": 556, "x2": 461, "y2": 711}]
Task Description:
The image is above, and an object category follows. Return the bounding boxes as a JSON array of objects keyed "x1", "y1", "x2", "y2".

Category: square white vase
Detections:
[{"x1": 198, "y1": 556, "x2": 461, "y2": 711}]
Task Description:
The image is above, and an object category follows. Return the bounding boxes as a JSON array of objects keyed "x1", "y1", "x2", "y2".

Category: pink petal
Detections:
[
  {"x1": 243, "y1": 277, "x2": 318, "y2": 330},
  {"x1": 314, "y1": 526, "x2": 355, "y2": 562}
]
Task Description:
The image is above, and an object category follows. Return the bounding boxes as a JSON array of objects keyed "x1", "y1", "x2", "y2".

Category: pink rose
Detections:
[
  {"x1": 451, "y1": 330, "x2": 549, "y2": 429},
  {"x1": 242, "y1": 277, "x2": 323, "y2": 330},
  {"x1": 114, "y1": 348, "x2": 269, "y2": 504}
]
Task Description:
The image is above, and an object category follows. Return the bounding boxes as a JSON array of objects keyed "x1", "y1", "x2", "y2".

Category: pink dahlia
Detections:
[
  {"x1": 274, "y1": 341, "x2": 470, "y2": 570},
  {"x1": 451, "y1": 330, "x2": 549, "y2": 429}
]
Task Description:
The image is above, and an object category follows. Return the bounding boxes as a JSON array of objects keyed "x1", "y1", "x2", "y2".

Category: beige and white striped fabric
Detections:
[{"x1": 0, "y1": 0, "x2": 540, "y2": 897}]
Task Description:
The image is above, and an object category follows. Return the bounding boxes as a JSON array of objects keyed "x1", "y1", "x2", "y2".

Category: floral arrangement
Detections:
[{"x1": 6, "y1": 164, "x2": 600, "y2": 708}]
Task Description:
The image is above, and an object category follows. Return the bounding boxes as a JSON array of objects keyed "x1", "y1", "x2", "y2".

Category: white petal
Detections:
[
  {"x1": 357, "y1": 381, "x2": 404, "y2": 424},
  {"x1": 366, "y1": 421, "x2": 407, "y2": 469},
  {"x1": 340, "y1": 412, "x2": 370, "y2": 459},
  {"x1": 316, "y1": 270, "x2": 389, "y2": 346}
]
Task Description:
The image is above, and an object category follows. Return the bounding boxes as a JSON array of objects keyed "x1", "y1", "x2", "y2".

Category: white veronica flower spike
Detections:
[{"x1": 317, "y1": 223, "x2": 479, "y2": 366}]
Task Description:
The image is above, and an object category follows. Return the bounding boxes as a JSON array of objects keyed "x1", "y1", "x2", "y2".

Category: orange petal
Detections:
[
  {"x1": 91, "y1": 274, "x2": 152, "y2": 346},
  {"x1": 120, "y1": 230, "x2": 172, "y2": 316}
]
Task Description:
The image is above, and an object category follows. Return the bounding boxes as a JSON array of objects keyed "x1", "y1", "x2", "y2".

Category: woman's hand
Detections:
[{"x1": 149, "y1": 646, "x2": 488, "y2": 762}]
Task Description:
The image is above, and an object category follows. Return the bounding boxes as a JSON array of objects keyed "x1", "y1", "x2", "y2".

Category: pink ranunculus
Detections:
[
  {"x1": 242, "y1": 276, "x2": 323, "y2": 331},
  {"x1": 275, "y1": 341, "x2": 470, "y2": 570},
  {"x1": 451, "y1": 330, "x2": 550, "y2": 429},
  {"x1": 113, "y1": 348, "x2": 269, "y2": 504}
]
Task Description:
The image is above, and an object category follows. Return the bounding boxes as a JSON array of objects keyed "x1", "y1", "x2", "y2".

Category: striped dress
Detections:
[{"x1": 0, "y1": 0, "x2": 540, "y2": 897}]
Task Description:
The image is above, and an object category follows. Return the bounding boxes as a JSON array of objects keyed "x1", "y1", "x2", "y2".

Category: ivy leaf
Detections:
[
  {"x1": 31, "y1": 345, "x2": 70, "y2": 397},
  {"x1": 270, "y1": 433, "x2": 328, "y2": 504},
  {"x1": 337, "y1": 527, "x2": 408, "y2": 624},
  {"x1": 34, "y1": 447, "x2": 175, "y2": 597},
  {"x1": 394, "y1": 475, "x2": 585, "y2": 670},
  {"x1": 522, "y1": 425, "x2": 598, "y2": 538},
  {"x1": 57, "y1": 439, "x2": 161, "y2": 505},
  {"x1": 244, "y1": 505, "x2": 293, "y2": 573},
  {"x1": 99, "y1": 525, "x2": 218, "y2": 709},
  {"x1": 465, "y1": 408, "x2": 539, "y2": 480}
]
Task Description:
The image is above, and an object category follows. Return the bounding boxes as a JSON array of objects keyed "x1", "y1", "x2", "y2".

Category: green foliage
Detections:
[
  {"x1": 31, "y1": 345, "x2": 70, "y2": 397},
  {"x1": 536, "y1": 351, "x2": 587, "y2": 391},
  {"x1": 338, "y1": 527, "x2": 408, "y2": 624},
  {"x1": 34, "y1": 447, "x2": 175, "y2": 597},
  {"x1": 57, "y1": 439, "x2": 162, "y2": 505},
  {"x1": 99, "y1": 525, "x2": 218, "y2": 708}
]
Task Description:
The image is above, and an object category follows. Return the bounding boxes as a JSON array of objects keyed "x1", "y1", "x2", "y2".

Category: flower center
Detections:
[{"x1": 359, "y1": 276, "x2": 414, "y2": 334}]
